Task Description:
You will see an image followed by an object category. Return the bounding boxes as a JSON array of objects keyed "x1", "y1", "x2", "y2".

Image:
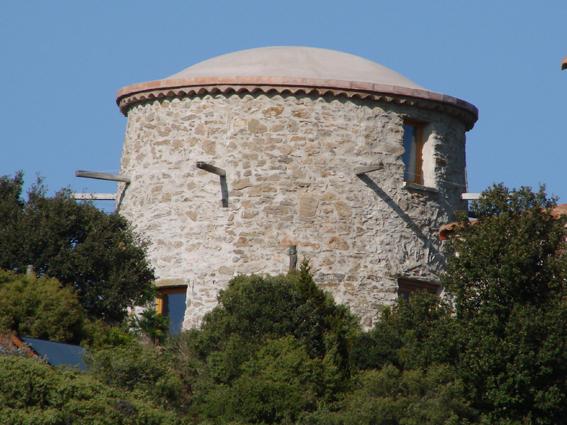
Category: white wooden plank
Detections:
[
  {"x1": 72, "y1": 193, "x2": 117, "y2": 201},
  {"x1": 461, "y1": 193, "x2": 481, "y2": 200}
]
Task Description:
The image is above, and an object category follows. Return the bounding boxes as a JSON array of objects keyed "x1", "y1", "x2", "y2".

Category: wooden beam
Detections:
[
  {"x1": 72, "y1": 193, "x2": 117, "y2": 201},
  {"x1": 196, "y1": 162, "x2": 226, "y2": 177},
  {"x1": 355, "y1": 164, "x2": 383, "y2": 175},
  {"x1": 461, "y1": 193, "x2": 481, "y2": 200},
  {"x1": 75, "y1": 170, "x2": 130, "y2": 183},
  {"x1": 402, "y1": 181, "x2": 439, "y2": 193}
]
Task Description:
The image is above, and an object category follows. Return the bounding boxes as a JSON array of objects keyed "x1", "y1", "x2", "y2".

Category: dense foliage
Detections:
[
  {"x1": 0, "y1": 172, "x2": 155, "y2": 322},
  {"x1": 169, "y1": 263, "x2": 358, "y2": 423},
  {"x1": 0, "y1": 356, "x2": 182, "y2": 425},
  {"x1": 303, "y1": 364, "x2": 475, "y2": 425},
  {"x1": 0, "y1": 270, "x2": 84, "y2": 342},
  {"x1": 348, "y1": 185, "x2": 567, "y2": 424},
  {"x1": 441, "y1": 185, "x2": 567, "y2": 424},
  {"x1": 1, "y1": 184, "x2": 565, "y2": 424}
]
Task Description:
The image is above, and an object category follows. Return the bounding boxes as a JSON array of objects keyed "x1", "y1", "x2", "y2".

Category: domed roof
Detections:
[
  {"x1": 166, "y1": 47, "x2": 424, "y2": 90},
  {"x1": 117, "y1": 46, "x2": 477, "y2": 128}
]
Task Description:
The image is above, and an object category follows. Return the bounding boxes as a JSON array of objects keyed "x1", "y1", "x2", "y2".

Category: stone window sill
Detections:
[{"x1": 402, "y1": 181, "x2": 439, "y2": 193}]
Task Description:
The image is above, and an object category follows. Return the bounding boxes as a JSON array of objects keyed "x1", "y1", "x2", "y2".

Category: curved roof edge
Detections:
[{"x1": 116, "y1": 77, "x2": 478, "y2": 130}]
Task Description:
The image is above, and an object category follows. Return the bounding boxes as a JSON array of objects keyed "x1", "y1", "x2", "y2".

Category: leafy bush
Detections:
[
  {"x1": 197, "y1": 337, "x2": 334, "y2": 424},
  {"x1": 88, "y1": 341, "x2": 185, "y2": 410},
  {"x1": 303, "y1": 364, "x2": 476, "y2": 425},
  {"x1": 171, "y1": 263, "x2": 359, "y2": 423},
  {"x1": 444, "y1": 185, "x2": 565, "y2": 320},
  {"x1": 187, "y1": 263, "x2": 357, "y2": 379},
  {"x1": 0, "y1": 270, "x2": 84, "y2": 342},
  {"x1": 0, "y1": 356, "x2": 182, "y2": 425},
  {"x1": 352, "y1": 292, "x2": 459, "y2": 371},
  {"x1": 81, "y1": 319, "x2": 136, "y2": 350}
]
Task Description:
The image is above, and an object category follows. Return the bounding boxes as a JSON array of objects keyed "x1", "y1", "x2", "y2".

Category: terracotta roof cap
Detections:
[
  {"x1": 116, "y1": 46, "x2": 478, "y2": 128},
  {"x1": 440, "y1": 204, "x2": 567, "y2": 240},
  {"x1": 550, "y1": 204, "x2": 567, "y2": 219}
]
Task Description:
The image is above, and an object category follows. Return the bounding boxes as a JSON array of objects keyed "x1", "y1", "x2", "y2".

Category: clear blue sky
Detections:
[{"x1": 1, "y1": 1, "x2": 566, "y2": 207}]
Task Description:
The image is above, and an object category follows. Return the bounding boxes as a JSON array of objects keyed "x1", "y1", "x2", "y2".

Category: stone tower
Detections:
[{"x1": 115, "y1": 47, "x2": 477, "y2": 329}]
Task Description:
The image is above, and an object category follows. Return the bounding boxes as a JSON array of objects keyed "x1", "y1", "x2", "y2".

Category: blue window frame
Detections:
[
  {"x1": 157, "y1": 287, "x2": 187, "y2": 335},
  {"x1": 402, "y1": 121, "x2": 424, "y2": 184}
]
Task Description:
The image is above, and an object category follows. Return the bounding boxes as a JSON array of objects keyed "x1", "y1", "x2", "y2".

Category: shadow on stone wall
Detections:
[{"x1": 356, "y1": 174, "x2": 442, "y2": 263}]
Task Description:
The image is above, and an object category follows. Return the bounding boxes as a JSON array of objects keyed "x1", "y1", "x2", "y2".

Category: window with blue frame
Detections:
[
  {"x1": 402, "y1": 120, "x2": 425, "y2": 184},
  {"x1": 156, "y1": 287, "x2": 187, "y2": 335}
]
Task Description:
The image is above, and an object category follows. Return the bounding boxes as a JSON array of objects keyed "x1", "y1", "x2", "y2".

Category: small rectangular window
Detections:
[
  {"x1": 156, "y1": 287, "x2": 187, "y2": 335},
  {"x1": 402, "y1": 121, "x2": 425, "y2": 184},
  {"x1": 398, "y1": 278, "x2": 439, "y2": 301}
]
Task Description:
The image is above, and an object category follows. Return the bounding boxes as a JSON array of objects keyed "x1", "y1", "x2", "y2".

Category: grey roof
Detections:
[{"x1": 22, "y1": 337, "x2": 86, "y2": 371}]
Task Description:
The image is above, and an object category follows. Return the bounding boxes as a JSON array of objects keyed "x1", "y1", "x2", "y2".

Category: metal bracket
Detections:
[{"x1": 196, "y1": 162, "x2": 228, "y2": 207}]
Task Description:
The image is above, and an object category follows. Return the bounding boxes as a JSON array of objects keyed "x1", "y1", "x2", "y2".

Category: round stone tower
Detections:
[{"x1": 116, "y1": 47, "x2": 477, "y2": 329}]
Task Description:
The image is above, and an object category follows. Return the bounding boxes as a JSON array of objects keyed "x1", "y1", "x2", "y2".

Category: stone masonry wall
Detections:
[{"x1": 118, "y1": 93, "x2": 467, "y2": 329}]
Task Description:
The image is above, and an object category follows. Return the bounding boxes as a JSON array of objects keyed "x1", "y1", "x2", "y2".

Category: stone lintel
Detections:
[
  {"x1": 155, "y1": 278, "x2": 187, "y2": 288},
  {"x1": 402, "y1": 182, "x2": 439, "y2": 194}
]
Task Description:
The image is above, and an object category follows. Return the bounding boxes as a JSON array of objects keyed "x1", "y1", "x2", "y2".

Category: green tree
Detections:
[
  {"x1": 349, "y1": 185, "x2": 567, "y2": 425},
  {"x1": 172, "y1": 264, "x2": 359, "y2": 423},
  {"x1": 352, "y1": 292, "x2": 459, "y2": 371},
  {"x1": 186, "y1": 263, "x2": 357, "y2": 384},
  {"x1": 444, "y1": 185, "x2": 565, "y2": 320},
  {"x1": 0, "y1": 172, "x2": 155, "y2": 322},
  {"x1": 0, "y1": 270, "x2": 85, "y2": 342},
  {"x1": 441, "y1": 185, "x2": 567, "y2": 424}
]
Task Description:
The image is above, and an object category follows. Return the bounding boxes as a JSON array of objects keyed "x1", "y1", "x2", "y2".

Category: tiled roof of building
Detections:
[{"x1": 439, "y1": 204, "x2": 567, "y2": 240}]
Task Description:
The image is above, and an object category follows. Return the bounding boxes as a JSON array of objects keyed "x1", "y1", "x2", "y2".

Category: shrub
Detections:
[
  {"x1": 303, "y1": 364, "x2": 476, "y2": 425},
  {"x1": 88, "y1": 341, "x2": 186, "y2": 410},
  {"x1": 187, "y1": 263, "x2": 357, "y2": 382},
  {"x1": 0, "y1": 356, "x2": 182, "y2": 424},
  {"x1": 0, "y1": 270, "x2": 84, "y2": 342}
]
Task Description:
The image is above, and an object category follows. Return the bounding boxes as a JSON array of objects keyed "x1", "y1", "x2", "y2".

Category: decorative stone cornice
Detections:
[{"x1": 116, "y1": 77, "x2": 478, "y2": 130}]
